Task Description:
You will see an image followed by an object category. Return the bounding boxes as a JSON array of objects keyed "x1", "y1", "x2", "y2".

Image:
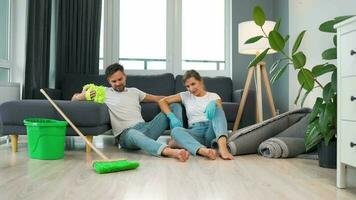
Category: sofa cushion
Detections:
[
  {"x1": 175, "y1": 75, "x2": 233, "y2": 102},
  {"x1": 126, "y1": 73, "x2": 175, "y2": 96},
  {"x1": 61, "y1": 73, "x2": 175, "y2": 100},
  {"x1": 61, "y1": 74, "x2": 109, "y2": 100},
  {"x1": 0, "y1": 100, "x2": 110, "y2": 127}
]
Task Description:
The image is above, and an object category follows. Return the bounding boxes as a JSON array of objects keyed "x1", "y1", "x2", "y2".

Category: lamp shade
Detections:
[{"x1": 238, "y1": 21, "x2": 277, "y2": 55}]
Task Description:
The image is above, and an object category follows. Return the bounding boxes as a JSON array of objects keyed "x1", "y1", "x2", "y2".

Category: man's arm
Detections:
[
  {"x1": 142, "y1": 94, "x2": 165, "y2": 103},
  {"x1": 71, "y1": 90, "x2": 96, "y2": 101}
]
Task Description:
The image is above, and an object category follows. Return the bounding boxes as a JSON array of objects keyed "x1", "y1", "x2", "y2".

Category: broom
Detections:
[{"x1": 40, "y1": 89, "x2": 139, "y2": 174}]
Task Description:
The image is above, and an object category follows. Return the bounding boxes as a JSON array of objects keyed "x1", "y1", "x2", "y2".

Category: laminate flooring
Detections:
[{"x1": 1, "y1": 135, "x2": 356, "y2": 200}]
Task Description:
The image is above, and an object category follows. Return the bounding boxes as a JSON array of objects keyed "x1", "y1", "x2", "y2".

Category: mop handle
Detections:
[{"x1": 40, "y1": 89, "x2": 110, "y2": 160}]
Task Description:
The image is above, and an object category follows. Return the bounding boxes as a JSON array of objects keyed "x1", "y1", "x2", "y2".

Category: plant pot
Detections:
[{"x1": 318, "y1": 140, "x2": 336, "y2": 169}]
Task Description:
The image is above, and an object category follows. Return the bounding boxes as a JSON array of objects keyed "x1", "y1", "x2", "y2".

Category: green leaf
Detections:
[
  {"x1": 301, "y1": 89, "x2": 311, "y2": 107},
  {"x1": 319, "y1": 20, "x2": 337, "y2": 33},
  {"x1": 323, "y1": 82, "x2": 335, "y2": 103},
  {"x1": 273, "y1": 18, "x2": 281, "y2": 31},
  {"x1": 333, "y1": 35, "x2": 337, "y2": 46},
  {"x1": 268, "y1": 31, "x2": 285, "y2": 51},
  {"x1": 253, "y1": 6, "x2": 265, "y2": 26},
  {"x1": 292, "y1": 30, "x2": 306, "y2": 55},
  {"x1": 334, "y1": 15, "x2": 355, "y2": 22},
  {"x1": 305, "y1": 119, "x2": 323, "y2": 151},
  {"x1": 298, "y1": 68, "x2": 314, "y2": 91},
  {"x1": 294, "y1": 84, "x2": 304, "y2": 105},
  {"x1": 292, "y1": 52, "x2": 307, "y2": 69},
  {"x1": 318, "y1": 15, "x2": 354, "y2": 33},
  {"x1": 284, "y1": 35, "x2": 290, "y2": 42},
  {"x1": 319, "y1": 103, "x2": 333, "y2": 134},
  {"x1": 245, "y1": 36, "x2": 264, "y2": 44},
  {"x1": 270, "y1": 62, "x2": 289, "y2": 84},
  {"x1": 269, "y1": 59, "x2": 281, "y2": 74},
  {"x1": 331, "y1": 70, "x2": 337, "y2": 92},
  {"x1": 312, "y1": 64, "x2": 336, "y2": 77},
  {"x1": 324, "y1": 129, "x2": 336, "y2": 146},
  {"x1": 309, "y1": 97, "x2": 323, "y2": 123},
  {"x1": 248, "y1": 48, "x2": 269, "y2": 68},
  {"x1": 322, "y1": 48, "x2": 337, "y2": 60},
  {"x1": 318, "y1": 100, "x2": 336, "y2": 144}
]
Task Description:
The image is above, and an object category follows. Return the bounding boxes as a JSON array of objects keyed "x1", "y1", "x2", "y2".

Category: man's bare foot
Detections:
[
  {"x1": 219, "y1": 149, "x2": 234, "y2": 160},
  {"x1": 167, "y1": 138, "x2": 181, "y2": 149},
  {"x1": 162, "y1": 147, "x2": 189, "y2": 162},
  {"x1": 197, "y1": 147, "x2": 217, "y2": 160}
]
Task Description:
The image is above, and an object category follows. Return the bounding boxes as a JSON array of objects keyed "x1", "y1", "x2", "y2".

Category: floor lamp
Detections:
[{"x1": 232, "y1": 21, "x2": 278, "y2": 131}]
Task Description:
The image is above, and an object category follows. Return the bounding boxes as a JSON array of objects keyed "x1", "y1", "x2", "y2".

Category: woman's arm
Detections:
[
  {"x1": 216, "y1": 99, "x2": 223, "y2": 108},
  {"x1": 158, "y1": 94, "x2": 182, "y2": 114}
]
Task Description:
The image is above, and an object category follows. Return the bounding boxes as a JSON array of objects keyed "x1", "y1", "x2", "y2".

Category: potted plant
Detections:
[{"x1": 246, "y1": 6, "x2": 354, "y2": 168}]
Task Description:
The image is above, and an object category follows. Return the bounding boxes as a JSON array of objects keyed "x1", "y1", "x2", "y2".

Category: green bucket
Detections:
[{"x1": 24, "y1": 118, "x2": 68, "y2": 160}]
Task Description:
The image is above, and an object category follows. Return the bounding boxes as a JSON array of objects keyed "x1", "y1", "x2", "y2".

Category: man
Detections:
[{"x1": 72, "y1": 63, "x2": 189, "y2": 161}]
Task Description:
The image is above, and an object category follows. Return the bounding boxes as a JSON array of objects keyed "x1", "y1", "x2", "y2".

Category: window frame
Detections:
[
  {"x1": 0, "y1": 0, "x2": 12, "y2": 82},
  {"x1": 101, "y1": 0, "x2": 231, "y2": 77}
]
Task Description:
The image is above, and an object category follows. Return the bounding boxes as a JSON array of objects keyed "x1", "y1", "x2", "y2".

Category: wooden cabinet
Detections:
[{"x1": 336, "y1": 16, "x2": 356, "y2": 189}]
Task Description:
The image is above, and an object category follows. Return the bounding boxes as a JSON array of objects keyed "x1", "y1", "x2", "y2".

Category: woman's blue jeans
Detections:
[
  {"x1": 171, "y1": 108, "x2": 228, "y2": 155},
  {"x1": 119, "y1": 103, "x2": 182, "y2": 156}
]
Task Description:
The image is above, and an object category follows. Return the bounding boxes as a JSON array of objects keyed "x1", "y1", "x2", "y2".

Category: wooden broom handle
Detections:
[{"x1": 40, "y1": 89, "x2": 109, "y2": 160}]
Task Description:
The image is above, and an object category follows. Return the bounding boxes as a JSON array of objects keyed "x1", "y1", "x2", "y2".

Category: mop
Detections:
[{"x1": 40, "y1": 89, "x2": 139, "y2": 174}]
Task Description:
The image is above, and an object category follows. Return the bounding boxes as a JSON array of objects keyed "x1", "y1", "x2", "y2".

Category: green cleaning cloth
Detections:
[{"x1": 83, "y1": 84, "x2": 106, "y2": 103}]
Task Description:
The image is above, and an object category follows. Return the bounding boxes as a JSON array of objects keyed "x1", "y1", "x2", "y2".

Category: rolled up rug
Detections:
[
  {"x1": 258, "y1": 137, "x2": 306, "y2": 158},
  {"x1": 257, "y1": 113, "x2": 309, "y2": 158},
  {"x1": 227, "y1": 108, "x2": 311, "y2": 156}
]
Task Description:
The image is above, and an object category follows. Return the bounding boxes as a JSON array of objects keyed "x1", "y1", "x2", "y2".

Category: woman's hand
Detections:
[
  {"x1": 205, "y1": 100, "x2": 217, "y2": 120},
  {"x1": 167, "y1": 112, "x2": 183, "y2": 128}
]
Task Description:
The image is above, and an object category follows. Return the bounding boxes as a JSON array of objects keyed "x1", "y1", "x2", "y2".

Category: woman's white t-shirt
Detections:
[{"x1": 179, "y1": 91, "x2": 220, "y2": 127}]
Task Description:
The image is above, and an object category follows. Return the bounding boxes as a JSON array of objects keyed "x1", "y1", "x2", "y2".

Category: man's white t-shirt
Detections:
[
  {"x1": 179, "y1": 91, "x2": 220, "y2": 127},
  {"x1": 105, "y1": 87, "x2": 146, "y2": 136}
]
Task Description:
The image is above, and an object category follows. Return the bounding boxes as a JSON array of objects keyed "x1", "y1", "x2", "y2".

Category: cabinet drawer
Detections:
[
  {"x1": 339, "y1": 121, "x2": 356, "y2": 167},
  {"x1": 340, "y1": 30, "x2": 356, "y2": 77},
  {"x1": 340, "y1": 76, "x2": 356, "y2": 121}
]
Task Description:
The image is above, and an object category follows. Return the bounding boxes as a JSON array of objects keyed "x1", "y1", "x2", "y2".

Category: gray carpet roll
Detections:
[{"x1": 228, "y1": 108, "x2": 311, "y2": 156}]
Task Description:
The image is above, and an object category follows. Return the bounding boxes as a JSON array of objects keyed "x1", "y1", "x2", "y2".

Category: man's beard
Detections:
[{"x1": 114, "y1": 84, "x2": 125, "y2": 92}]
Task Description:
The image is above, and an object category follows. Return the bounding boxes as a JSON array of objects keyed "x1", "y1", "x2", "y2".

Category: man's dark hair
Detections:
[{"x1": 105, "y1": 63, "x2": 125, "y2": 78}]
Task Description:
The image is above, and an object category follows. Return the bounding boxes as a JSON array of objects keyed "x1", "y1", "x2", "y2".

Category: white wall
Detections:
[
  {"x1": 289, "y1": 0, "x2": 356, "y2": 187},
  {"x1": 288, "y1": 0, "x2": 356, "y2": 109}
]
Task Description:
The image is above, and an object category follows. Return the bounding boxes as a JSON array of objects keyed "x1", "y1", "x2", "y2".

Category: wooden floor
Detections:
[{"x1": 1, "y1": 135, "x2": 356, "y2": 200}]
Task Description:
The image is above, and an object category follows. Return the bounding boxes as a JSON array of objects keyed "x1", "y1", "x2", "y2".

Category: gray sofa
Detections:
[{"x1": 0, "y1": 73, "x2": 255, "y2": 152}]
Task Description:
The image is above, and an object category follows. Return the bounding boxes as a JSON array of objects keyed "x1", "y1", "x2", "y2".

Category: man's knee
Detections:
[{"x1": 171, "y1": 127, "x2": 185, "y2": 137}]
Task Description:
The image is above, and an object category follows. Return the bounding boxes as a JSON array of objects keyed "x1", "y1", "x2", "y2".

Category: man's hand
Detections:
[
  {"x1": 167, "y1": 112, "x2": 183, "y2": 128},
  {"x1": 72, "y1": 89, "x2": 95, "y2": 101}
]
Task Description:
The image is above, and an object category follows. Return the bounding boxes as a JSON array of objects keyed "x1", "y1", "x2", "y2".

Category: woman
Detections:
[{"x1": 158, "y1": 70, "x2": 233, "y2": 160}]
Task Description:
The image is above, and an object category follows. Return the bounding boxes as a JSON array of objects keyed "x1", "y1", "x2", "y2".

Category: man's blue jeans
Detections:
[
  {"x1": 171, "y1": 108, "x2": 228, "y2": 155},
  {"x1": 119, "y1": 103, "x2": 182, "y2": 156}
]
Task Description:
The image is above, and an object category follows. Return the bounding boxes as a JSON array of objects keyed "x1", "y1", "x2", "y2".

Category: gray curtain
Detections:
[
  {"x1": 55, "y1": 0, "x2": 102, "y2": 88},
  {"x1": 24, "y1": 0, "x2": 52, "y2": 99}
]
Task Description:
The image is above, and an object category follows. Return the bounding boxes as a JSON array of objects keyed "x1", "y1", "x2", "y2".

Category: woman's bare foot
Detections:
[
  {"x1": 197, "y1": 147, "x2": 217, "y2": 160},
  {"x1": 167, "y1": 138, "x2": 181, "y2": 149},
  {"x1": 162, "y1": 147, "x2": 189, "y2": 162},
  {"x1": 219, "y1": 149, "x2": 234, "y2": 160},
  {"x1": 217, "y1": 136, "x2": 234, "y2": 160}
]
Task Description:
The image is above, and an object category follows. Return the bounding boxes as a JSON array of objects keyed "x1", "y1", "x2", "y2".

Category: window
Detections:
[
  {"x1": 182, "y1": 0, "x2": 225, "y2": 71},
  {"x1": 0, "y1": 0, "x2": 11, "y2": 82},
  {"x1": 101, "y1": 0, "x2": 231, "y2": 76}
]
